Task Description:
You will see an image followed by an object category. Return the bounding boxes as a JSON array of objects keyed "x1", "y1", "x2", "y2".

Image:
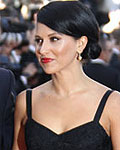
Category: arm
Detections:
[
  {"x1": 12, "y1": 91, "x2": 27, "y2": 150},
  {"x1": 108, "y1": 91, "x2": 120, "y2": 150}
]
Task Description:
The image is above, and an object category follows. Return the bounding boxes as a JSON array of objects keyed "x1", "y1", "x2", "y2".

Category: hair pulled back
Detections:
[{"x1": 37, "y1": 1, "x2": 101, "y2": 59}]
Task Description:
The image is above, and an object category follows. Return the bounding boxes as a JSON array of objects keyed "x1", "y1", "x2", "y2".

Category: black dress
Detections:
[{"x1": 25, "y1": 90, "x2": 113, "y2": 150}]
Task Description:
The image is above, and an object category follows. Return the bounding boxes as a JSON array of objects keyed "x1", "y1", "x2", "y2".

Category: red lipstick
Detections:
[{"x1": 41, "y1": 58, "x2": 54, "y2": 63}]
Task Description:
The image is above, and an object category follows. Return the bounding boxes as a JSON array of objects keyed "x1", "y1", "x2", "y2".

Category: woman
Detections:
[{"x1": 12, "y1": 1, "x2": 120, "y2": 150}]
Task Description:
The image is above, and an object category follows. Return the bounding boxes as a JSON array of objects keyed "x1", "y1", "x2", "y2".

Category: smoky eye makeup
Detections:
[
  {"x1": 35, "y1": 38, "x2": 40, "y2": 43},
  {"x1": 35, "y1": 37, "x2": 43, "y2": 45},
  {"x1": 50, "y1": 36, "x2": 60, "y2": 42}
]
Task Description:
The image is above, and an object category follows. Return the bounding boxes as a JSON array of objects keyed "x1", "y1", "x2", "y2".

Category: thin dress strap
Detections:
[
  {"x1": 94, "y1": 90, "x2": 113, "y2": 122},
  {"x1": 26, "y1": 89, "x2": 32, "y2": 119}
]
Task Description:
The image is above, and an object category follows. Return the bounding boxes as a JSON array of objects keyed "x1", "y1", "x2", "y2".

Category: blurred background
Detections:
[{"x1": 1, "y1": 0, "x2": 120, "y2": 94}]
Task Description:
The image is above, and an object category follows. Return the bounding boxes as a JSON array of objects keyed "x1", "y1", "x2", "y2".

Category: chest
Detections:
[
  {"x1": 32, "y1": 95, "x2": 96, "y2": 134},
  {"x1": 25, "y1": 90, "x2": 110, "y2": 137}
]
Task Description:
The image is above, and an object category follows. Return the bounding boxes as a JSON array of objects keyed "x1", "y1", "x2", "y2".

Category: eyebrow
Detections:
[
  {"x1": 35, "y1": 32, "x2": 62, "y2": 38},
  {"x1": 35, "y1": 35, "x2": 41, "y2": 38}
]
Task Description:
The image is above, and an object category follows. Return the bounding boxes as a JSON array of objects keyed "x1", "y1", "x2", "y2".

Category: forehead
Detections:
[
  {"x1": 35, "y1": 22, "x2": 76, "y2": 43},
  {"x1": 36, "y1": 23, "x2": 57, "y2": 35},
  {"x1": 35, "y1": 22, "x2": 71, "y2": 39}
]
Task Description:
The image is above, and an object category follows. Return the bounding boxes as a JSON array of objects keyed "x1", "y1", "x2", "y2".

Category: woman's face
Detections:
[{"x1": 35, "y1": 23, "x2": 78, "y2": 74}]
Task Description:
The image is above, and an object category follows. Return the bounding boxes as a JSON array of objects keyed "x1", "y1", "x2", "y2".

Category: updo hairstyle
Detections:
[{"x1": 37, "y1": 1, "x2": 101, "y2": 60}]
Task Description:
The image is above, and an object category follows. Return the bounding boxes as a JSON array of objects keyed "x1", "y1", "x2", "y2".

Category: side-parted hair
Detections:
[{"x1": 37, "y1": 1, "x2": 101, "y2": 60}]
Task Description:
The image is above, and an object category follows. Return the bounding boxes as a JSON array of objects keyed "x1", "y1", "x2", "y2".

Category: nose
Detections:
[{"x1": 36, "y1": 40, "x2": 50, "y2": 55}]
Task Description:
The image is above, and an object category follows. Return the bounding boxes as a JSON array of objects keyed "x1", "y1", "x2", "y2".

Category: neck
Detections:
[{"x1": 51, "y1": 62, "x2": 90, "y2": 97}]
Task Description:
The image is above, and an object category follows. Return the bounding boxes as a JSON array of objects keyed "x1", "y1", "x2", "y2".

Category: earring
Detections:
[{"x1": 77, "y1": 52, "x2": 82, "y2": 61}]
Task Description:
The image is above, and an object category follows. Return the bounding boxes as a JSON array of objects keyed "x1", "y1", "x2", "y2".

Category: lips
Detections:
[{"x1": 41, "y1": 58, "x2": 54, "y2": 63}]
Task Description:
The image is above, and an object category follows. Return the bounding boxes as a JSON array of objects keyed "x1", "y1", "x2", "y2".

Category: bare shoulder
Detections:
[
  {"x1": 106, "y1": 90, "x2": 120, "y2": 117},
  {"x1": 15, "y1": 90, "x2": 27, "y2": 123},
  {"x1": 106, "y1": 91, "x2": 120, "y2": 148},
  {"x1": 15, "y1": 80, "x2": 52, "y2": 121},
  {"x1": 93, "y1": 82, "x2": 120, "y2": 110},
  {"x1": 16, "y1": 90, "x2": 26, "y2": 108},
  {"x1": 108, "y1": 90, "x2": 120, "y2": 101}
]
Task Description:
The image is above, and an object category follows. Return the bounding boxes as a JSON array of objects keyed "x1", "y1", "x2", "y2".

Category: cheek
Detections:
[{"x1": 55, "y1": 40, "x2": 76, "y2": 58}]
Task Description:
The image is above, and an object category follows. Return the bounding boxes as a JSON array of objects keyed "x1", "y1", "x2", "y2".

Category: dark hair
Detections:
[{"x1": 37, "y1": 1, "x2": 101, "y2": 59}]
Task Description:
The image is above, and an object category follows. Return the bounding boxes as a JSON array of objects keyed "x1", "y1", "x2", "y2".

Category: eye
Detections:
[
  {"x1": 35, "y1": 38, "x2": 43, "y2": 45},
  {"x1": 50, "y1": 37, "x2": 59, "y2": 42}
]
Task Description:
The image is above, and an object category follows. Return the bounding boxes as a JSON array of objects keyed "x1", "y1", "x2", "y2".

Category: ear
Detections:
[{"x1": 76, "y1": 36, "x2": 88, "y2": 54}]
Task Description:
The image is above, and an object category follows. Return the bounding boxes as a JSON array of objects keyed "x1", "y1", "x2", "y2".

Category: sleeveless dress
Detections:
[{"x1": 25, "y1": 90, "x2": 113, "y2": 150}]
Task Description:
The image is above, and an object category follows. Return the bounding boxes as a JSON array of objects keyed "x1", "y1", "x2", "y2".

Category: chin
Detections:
[
  {"x1": 43, "y1": 68, "x2": 57, "y2": 75},
  {"x1": 42, "y1": 65, "x2": 62, "y2": 75}
]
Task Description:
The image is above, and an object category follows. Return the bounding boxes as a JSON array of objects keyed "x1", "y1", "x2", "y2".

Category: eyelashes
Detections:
[
  {"x1": 35, "y1": 38, "x2": 42, "y2": 44},
  {"x1": 34, "y1": 38, "x2": 43, "y2": 47},
  {"x1": 50, "y1": 37, "x2": 59, "y2": 41},
  {"x1": 34, "y1": 38, "x2": 39, "y2": 43},
  {"x1": 35, "y1": 37, "x2": 60, "y2": 45}
]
